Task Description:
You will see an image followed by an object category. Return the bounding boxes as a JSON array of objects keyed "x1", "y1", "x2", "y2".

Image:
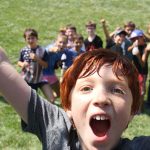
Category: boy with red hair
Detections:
[{"x1": 0, "y1": 48, "x2": 150, "y2": 149}]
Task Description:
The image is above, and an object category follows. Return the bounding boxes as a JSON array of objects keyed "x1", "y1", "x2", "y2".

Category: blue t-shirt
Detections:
[
  {"x1": 68, "y1": 48, "x2": 84, "y2": 59},
  {"x1": 43, "y1": 51, "x2": 62, "y2": 76},
  {"x1": 60, "y1": 49, "x2": 74, "y2": 69}
]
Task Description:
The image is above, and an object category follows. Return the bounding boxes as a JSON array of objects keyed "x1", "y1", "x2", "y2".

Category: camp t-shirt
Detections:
[{"x1": 22, "y1": 90, "x2": 150, "y2": 150}]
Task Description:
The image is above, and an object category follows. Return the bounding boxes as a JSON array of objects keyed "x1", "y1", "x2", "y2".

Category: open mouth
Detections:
[{"x1": 90, "y1": 115, "x2": 110, "y2": 137}]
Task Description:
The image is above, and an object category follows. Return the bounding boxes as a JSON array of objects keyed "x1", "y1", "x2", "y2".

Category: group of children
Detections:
[
  {"x1": 17, "y1": 20, "x2": 150, "y2": 108},
  {"x1": 17, "y1": 28, "x2": 84, "y2": 103},
  {"x1": 17, "y1": 21, "x2": 104, "y2": 104},
  {"x1": 100, "y1": 19, "x2": 150, "y2": 108}
]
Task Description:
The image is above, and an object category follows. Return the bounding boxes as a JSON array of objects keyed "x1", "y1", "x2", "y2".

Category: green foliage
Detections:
[{"x1": 0, "y1": 0, "x2": 150, "y2": 149}]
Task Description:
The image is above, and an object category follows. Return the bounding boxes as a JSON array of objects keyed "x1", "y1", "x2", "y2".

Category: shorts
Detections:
[
  {"x1": 27, "y1": 81, "x2": 47, "y2": 91},
  {"x1": 42, "y1": 75, "x2": 59, "y2": 85},
  {"x1": 138, "y1": 74, "x2": 147, "y2": 96}
]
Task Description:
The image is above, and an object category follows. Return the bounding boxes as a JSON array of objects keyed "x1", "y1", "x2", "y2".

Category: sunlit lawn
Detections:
[{"x1": 1, "y1": 0, "x2": 150, "y2": 149}]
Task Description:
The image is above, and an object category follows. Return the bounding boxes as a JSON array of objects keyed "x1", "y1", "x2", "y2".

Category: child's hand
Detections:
[
  {"x1": 133, "y1": 40, "x2": 138, "y2": 47},
  {"x1": 30, "y1": 53, "x2": 37, "y2": 61},
  {"x1": 22, "y1": 61, "x2": 29, "y2": 68},
  {"x1": 100, "y1": 19, "x2": 106, "y2": 24}
]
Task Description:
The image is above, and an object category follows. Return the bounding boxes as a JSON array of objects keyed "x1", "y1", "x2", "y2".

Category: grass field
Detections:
[{"x1": 1, "y1": 0, "x2": 150, "y2": 149}]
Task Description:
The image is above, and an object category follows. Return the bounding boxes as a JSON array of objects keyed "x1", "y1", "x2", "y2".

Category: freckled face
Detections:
[{"x1": 68, "y1": 65, "x2": 133, "y2": 150}]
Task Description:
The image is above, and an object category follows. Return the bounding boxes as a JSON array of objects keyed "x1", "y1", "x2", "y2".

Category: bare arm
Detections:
[
  {"x1": 142, "y1": 43, "x2": 150, "y2": 64},
  {"x1": 17, "y1": 61, "x2": 29, "y2": 69},
  {"x1": 0, "y1": 48, "x2": 31, "y2": 123},
  {"x1": 100, "y1": 19, "x2": 111, "y2": 40}
]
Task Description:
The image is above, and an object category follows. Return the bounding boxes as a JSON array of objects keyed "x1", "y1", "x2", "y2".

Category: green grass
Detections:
[{"x1": 1, "y1": 0, "x2": 150, "y2": 149}]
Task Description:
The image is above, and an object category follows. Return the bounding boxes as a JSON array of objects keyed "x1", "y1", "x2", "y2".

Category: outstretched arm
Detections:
[{"x1": 0, "y1": 48, "x2": 31, "y2": 123}]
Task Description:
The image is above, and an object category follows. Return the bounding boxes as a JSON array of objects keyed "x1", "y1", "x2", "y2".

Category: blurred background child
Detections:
[
  {"x1": 100, "y1": 19, "x2": 133, "y2": 60},
  {"x1": 17, "y1": 28, "x2": 54, "y2": 102},
  {"x1": 43, "y1": 34, "x2": 68, "y2": 102},
  {"x1": 65, "y1": 24, "x2": 77, "y2": 49},
  {"x1": 84, "y1": 20, "x2": 103, "y2": 51},
  {"x1": 129, "y1": 29, "x2": 149, "y2": 109}
]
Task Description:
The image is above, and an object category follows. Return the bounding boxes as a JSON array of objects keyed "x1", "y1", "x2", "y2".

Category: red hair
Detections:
[{"x1": 60, "y1": 49, "x2": 140, "y2": 114}]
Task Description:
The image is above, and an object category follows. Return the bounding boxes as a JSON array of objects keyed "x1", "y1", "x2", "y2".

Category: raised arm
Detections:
[
  {"x1": 0, "y1": 48, "x2": 31, "y2": 123},
  {"x1": 142, "y1": 43, "x2": 150, "y2": 64},
  {"x1": 100, "y1": 19, "x2": 111, "y2": 40}
]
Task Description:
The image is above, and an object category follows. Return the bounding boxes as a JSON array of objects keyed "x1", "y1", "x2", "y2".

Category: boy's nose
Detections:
[
  {"x1": 92, "y1": 89, "x2": 111, "y2": 108},
  {"x1": 29, "y1": 39, "x2": 34, "y2": 43}
]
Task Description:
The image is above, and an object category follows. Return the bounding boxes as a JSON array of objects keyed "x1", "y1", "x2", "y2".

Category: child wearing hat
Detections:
[
  {"x1": 100, "y1": 19, "x2": 133, "y2": 60},
  {"x1": 129, "y1": 29, "x2": 149, "y2": 108}
]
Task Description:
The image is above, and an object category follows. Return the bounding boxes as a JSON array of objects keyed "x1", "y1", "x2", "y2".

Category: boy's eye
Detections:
[
  {"x1": 111, "y1": 88, "x2": 125, "y2": 95},
  {"x1": 81, "y1": 86, "x2": 93, "y2": 93}
]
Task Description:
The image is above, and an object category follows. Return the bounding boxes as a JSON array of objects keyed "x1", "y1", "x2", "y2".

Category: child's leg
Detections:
[
  {"x1": 51, "y1": 80, "x2": 60, "y2": 98},
  {"x1": 138, "y1": 74, "x2": 147, "y2": 112},
  {"x1": 40, "y1": 83, "x2": 55, "y2": 103},
  {"x1": 147, "y1": 80, "x2": 150, "y2": 105}
]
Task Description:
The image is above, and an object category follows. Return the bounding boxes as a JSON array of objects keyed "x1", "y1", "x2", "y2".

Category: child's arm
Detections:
[
  {"x1": 17, "y1": 61, "x2": 29, "y2": 69},
  {"x1": 0, "y1": 48, "x2": 31, "y2": 123},
  {"x1": 142, "y1": 43, "x2": 150, "y2": 64},
  {"x1": 100, "y1": 19, "x2": 111, "y2": 40}
]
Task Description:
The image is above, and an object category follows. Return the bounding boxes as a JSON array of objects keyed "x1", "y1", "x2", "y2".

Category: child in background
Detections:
[
  {"x1": 129, "y1": 29, "x2": 149, "y2": 108},
  {"x1": 60, "y1": 34, "x2": 85, "y2": 76},
  {"x1": 58, "y1": 27, "x2": 66, "y2": 36},
  {"x1": 142, "y1": 43, "x2": 150, "y2": 107},
  {"x1": 144, "y1": 23, "x2": 150, "y2": 106},
  {"x1": 100, "y1": 19, "x2": 133, "y2": 60},
  {"x1": 43, "y1": 35, "x2": 68, "y2": 100},
  {"x1": 124, "y1": 21, "x2": 136, "y2": 39},
  {"x1": 65, "y1": 24, "x2": 77, "y2": 49},
  {"x1": 84, "y1": 20, "x2": 103, "y2": 51},
  {"x1": 1, "y1": 48, "x2": 150, "y2": 149},
  {"x1": 69, "y1": 34, "x2": 85, "y2": 57},
  {"x1": 17, "y1": 28, "x2": 54, "y2": 102}
]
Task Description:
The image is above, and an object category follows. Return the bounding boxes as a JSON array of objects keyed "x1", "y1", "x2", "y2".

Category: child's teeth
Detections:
[
  {"x1": 101, "y1": 116, "x2": 106, "y2": 120},
  {"x1": 93, "y1": 115, "x2": 108, "y2": 120},
  {"x1": 95, "y1": 116, "x2": 101, "y2": 120}
]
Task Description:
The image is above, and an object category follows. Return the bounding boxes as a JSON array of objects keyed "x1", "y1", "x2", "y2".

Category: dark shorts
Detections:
[{"x1": 27, "y1": 82, "x2": 47, "y2": 91}]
